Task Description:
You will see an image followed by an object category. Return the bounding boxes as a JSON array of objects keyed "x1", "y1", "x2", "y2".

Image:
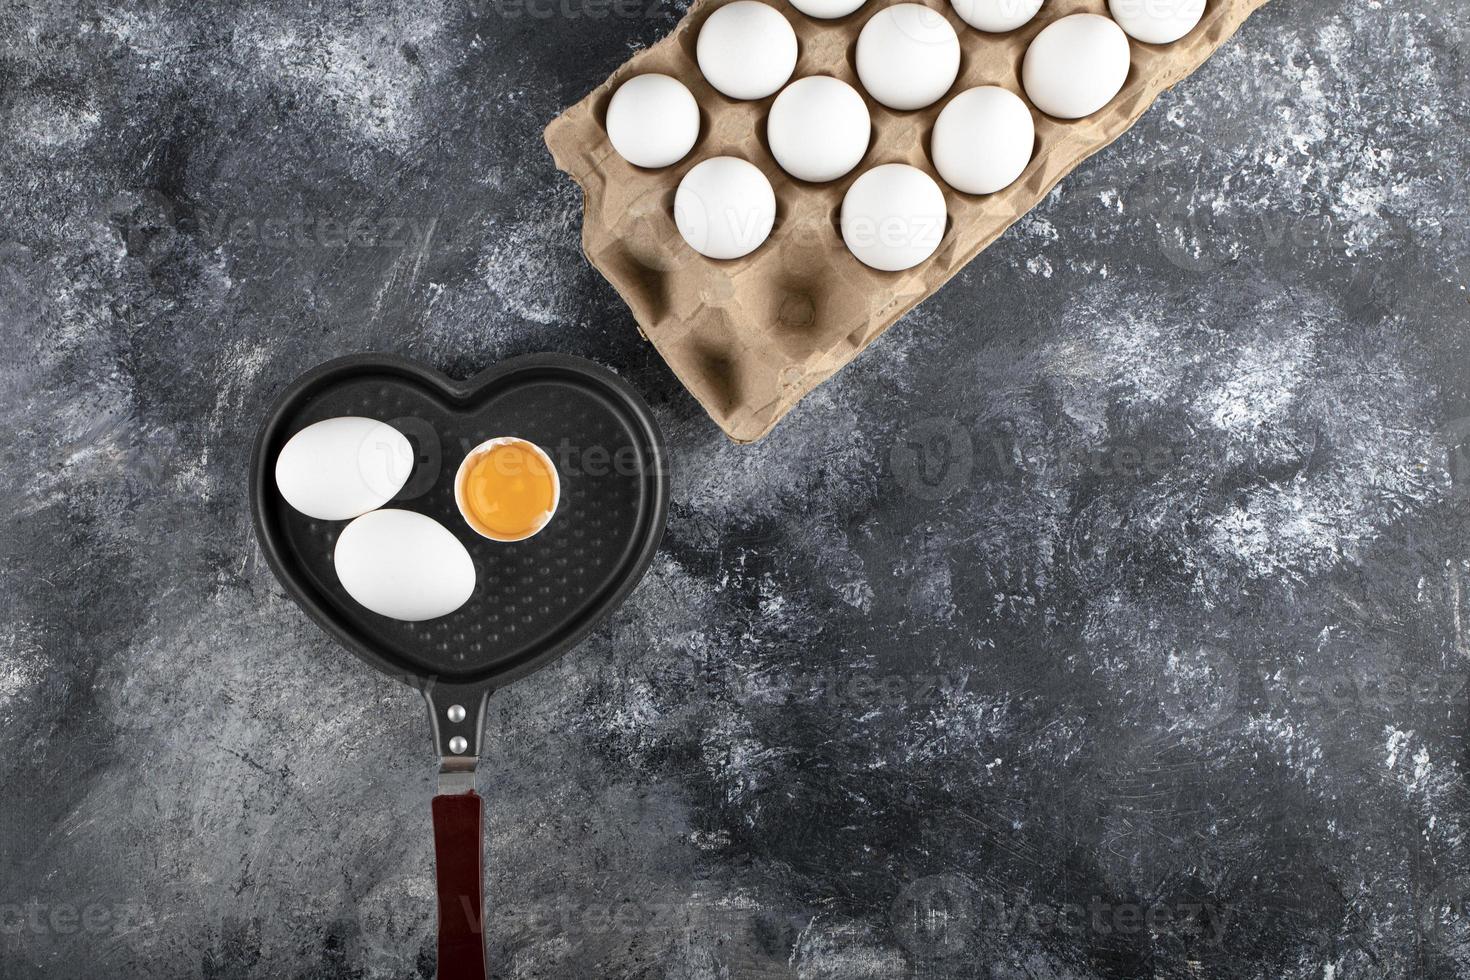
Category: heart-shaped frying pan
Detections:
[{"x1": 249, "y1": 352, "x2": 669, "y2": 979}]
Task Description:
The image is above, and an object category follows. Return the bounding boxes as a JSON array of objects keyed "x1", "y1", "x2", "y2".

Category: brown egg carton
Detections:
[{"x1": 545, "y1": 0, "x2": 1272, "y2": 443}]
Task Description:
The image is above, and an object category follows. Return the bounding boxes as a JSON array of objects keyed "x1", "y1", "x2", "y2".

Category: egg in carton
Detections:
[{"x1": 545, "y1": 0, "x2": 1272, "y2": 443}]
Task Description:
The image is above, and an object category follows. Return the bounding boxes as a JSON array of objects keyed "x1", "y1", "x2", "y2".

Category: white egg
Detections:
[
  {"x1": 855, "y1": 4, "x2": 961, "y2": 111},
  {"x1": 1022, "y1": 13, "x2": 1132, "y2": 119},
  {"x1": 696, "y1": 1, "x2": 799, "y2": 101},
  {"x1": 931, "y1": 86, "x2": 1035, "y2": 195},
  {"x1": 1108, "y1": 0, "x2": 1205, "y2": 44},
  {"x1": 788, "y1": 0, "x2": 867, "y2": 19},
  {"x1": 334, "y1": 510, "x2": 476, "y2": 622},
  {"x1": 275, "y1": 417, "x2": 413, "y2": 522},
  {"x1": 674, "y1": 157, "x2": 777, "y2": 260},
  {"x1": 841, "y1": 163, "x2": 948, "y2": 271},
  {"x1": 605, "y1": 74, "x2": 700, "y2": 168},
  {"x1": 767, "y1": 76, "x2": 871, "y2": 182},
  {"x1": 949, "y1": 0, "x2": 1042, "y2": 32}
]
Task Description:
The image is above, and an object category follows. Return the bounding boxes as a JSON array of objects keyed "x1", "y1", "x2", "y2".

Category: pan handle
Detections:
[
  {"x1": 422, "y1": 681, "x2": 493, "y2": 980},
  {"x1": 432, "y1": 791, "x2": 487, "y2": 980}
]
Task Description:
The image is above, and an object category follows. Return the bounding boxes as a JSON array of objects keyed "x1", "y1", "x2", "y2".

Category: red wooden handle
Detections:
[{"x1": 432, "y1": 792, "x2": 487, "y2": 980}]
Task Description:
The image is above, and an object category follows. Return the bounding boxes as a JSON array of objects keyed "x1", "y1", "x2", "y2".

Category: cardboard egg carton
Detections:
[{"x1": 545, "y1": 0, "x2": 1272, "y2": 443}]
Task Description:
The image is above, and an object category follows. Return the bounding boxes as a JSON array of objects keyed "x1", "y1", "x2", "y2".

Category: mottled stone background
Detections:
[{"x1": 2, "y1": 0, "x2": 1468, "y2": 977}]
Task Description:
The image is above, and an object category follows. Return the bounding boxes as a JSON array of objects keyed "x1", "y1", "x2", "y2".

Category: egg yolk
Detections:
[{"x1": 460, "y1": 441, "x2": 557, "y2": 540}]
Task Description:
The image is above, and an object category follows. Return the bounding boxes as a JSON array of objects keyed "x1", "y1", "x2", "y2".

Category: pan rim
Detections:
[{"x1": 247, "y1": 351, "x2": 670, "y2": 691}]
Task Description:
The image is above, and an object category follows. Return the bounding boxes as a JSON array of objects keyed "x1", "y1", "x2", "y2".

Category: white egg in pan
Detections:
[
  {"x1": 333, "y1": 509, "x2": 476, "y2": 622},
  {"x1": 274, "y1": 416, "x2": 414, "y2": 521}
]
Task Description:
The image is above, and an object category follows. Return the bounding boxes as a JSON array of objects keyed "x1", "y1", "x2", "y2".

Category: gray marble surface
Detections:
[{"x1": 3, "y1": 0, "x2": 1469, "y2": 977}]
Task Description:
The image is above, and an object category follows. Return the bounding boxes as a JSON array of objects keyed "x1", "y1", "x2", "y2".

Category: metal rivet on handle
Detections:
[
  {"x1": 449, "y1": 736, "x2": 468, "y2": 754},
  {"x1": 447, "y1": 704, "x2": 466, "y2": 723}
]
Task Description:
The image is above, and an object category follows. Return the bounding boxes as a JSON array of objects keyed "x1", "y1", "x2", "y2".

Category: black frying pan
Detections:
[{"x1": 249, "y1": 352, "x2": 669, "y2": 979}]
